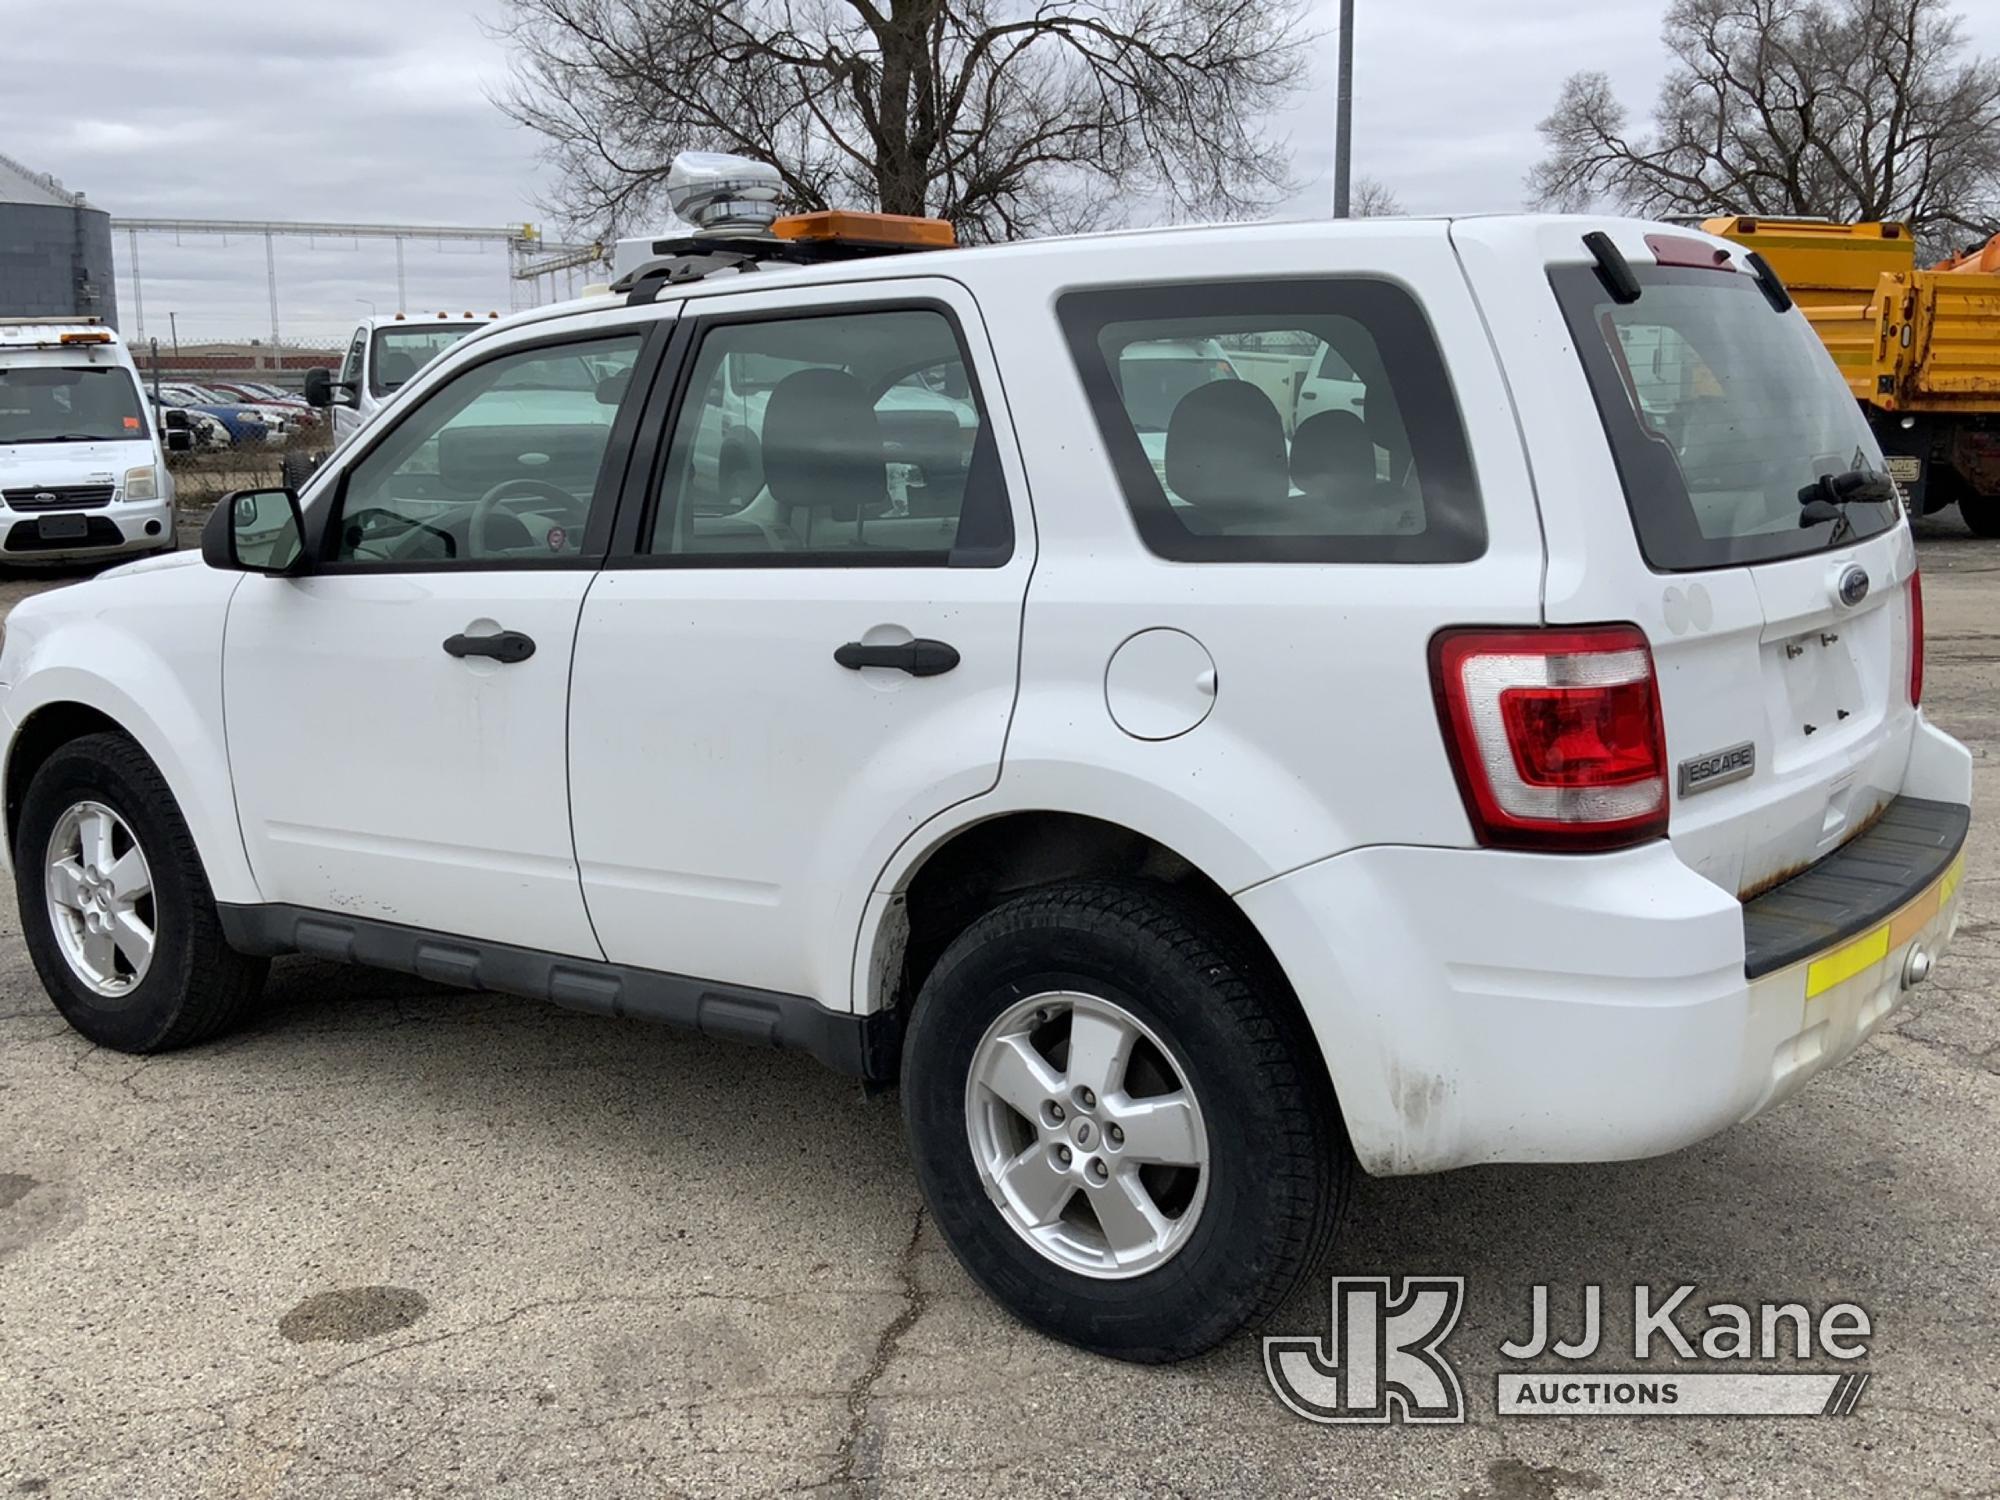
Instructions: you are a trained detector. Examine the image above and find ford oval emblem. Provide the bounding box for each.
[33,492,54,504]
[1837,565,1870,607]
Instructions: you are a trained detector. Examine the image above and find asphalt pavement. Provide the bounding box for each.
[1,514,1996,1498]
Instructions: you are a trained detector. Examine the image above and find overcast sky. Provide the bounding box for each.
[2,0,1994,346]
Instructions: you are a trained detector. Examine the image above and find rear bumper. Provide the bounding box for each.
[0,501,175,561]
[1240,728,1972,1177]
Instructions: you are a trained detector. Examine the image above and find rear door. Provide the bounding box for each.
[566,277,1033,1009]
[1453,218,1921,900]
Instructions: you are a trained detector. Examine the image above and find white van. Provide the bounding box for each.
[0,320,185,563]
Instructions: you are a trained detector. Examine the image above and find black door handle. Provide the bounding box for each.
[444,630,536,664]
[834,638,960,677]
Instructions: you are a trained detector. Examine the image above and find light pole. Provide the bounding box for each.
[357,297,377,316]
[1333,0,1354,218]
[168,312,180,366]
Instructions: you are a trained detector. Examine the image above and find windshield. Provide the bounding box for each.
[0,365,148,444]
[370,326,478,396]
[1550,263,1898,570]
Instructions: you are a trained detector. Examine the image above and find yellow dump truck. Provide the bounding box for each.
[1705,217,2000,533]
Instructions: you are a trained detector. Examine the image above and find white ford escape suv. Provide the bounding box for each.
[0,209,1969,1363]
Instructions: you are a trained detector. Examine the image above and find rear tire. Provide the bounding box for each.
[901,879,1349,1362]
[1959,494,2000,538]
[15,732,266,1053]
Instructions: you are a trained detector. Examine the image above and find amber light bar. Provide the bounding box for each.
[771,210,956,249]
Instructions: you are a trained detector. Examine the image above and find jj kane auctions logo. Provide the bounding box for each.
[1265,1279,1874,1423]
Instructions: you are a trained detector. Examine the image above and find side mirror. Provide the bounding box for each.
[302,367,333,408]
[162,408,190,431]
[165,428,194,454]
[202,488,306,575]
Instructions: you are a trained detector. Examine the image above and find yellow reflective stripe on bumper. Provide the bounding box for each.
[1803,852,1964,998]
[1806,926,1891,997]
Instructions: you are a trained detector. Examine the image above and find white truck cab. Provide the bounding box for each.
[0,320,184,562]
[0,184,1971,1365]
[304,312,502,449]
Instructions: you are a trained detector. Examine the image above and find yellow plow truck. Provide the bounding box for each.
[1706,217,2000,535]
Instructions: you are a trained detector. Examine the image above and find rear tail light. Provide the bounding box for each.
[1430,625,1669,851]
[1908,570,1924,708]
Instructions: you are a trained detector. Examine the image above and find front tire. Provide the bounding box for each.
[16,732,266,1052]
[902,880,1348,1362]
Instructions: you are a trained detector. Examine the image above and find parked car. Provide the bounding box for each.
[204,382,318,430]
[1291,337,1369,427]
[145,395,230,451]
[155,384,275,446]
[216,381,305,407]
[0,318,185,562]
[0,203,1968,1367]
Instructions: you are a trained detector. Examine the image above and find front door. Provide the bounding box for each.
[567,280,1034,1006]
[224,319,658,956]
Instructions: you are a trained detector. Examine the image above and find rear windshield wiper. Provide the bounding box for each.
[1798,468,1896,543]
[1797,468,1896,508]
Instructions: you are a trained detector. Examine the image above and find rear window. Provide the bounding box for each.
[1058,280,1485,563]
[1550,263,1898,571]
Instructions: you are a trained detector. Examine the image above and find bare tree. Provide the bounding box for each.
[1528,0,2000,251]
[491,0,1313,243]
[1347,175,1401,217]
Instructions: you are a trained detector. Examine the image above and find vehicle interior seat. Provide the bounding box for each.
[376,351,420,389]
[760,367,887,550]
[1164,380,1290,531]
[876,408,966,517]
[1290,410,1417,533]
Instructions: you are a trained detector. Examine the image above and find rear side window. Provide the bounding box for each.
[1058,280,1485,563]
[647,306,1011,566]
[1549,263,1898,571]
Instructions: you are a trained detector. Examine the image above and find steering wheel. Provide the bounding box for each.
[467,478,586,556]
[342,505,457,561]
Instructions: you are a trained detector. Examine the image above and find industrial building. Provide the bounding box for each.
[0,151,118,329]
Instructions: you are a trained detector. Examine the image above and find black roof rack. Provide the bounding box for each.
[613,231,936,306]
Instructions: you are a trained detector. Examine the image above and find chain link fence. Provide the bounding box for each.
[131,336,340,509]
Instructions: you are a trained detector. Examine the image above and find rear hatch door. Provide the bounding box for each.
[1452,218,1922,900]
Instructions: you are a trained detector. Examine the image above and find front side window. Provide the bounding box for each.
[370,325,481,397]
[337,331,365,390]
[1549,263,1898,570]
[648,306,1010,565]
[1059,280,1485,563]
[0,366,147,443]
[329,334,640,566]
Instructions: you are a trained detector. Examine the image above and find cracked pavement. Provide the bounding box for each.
[3,517,1999,1497]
